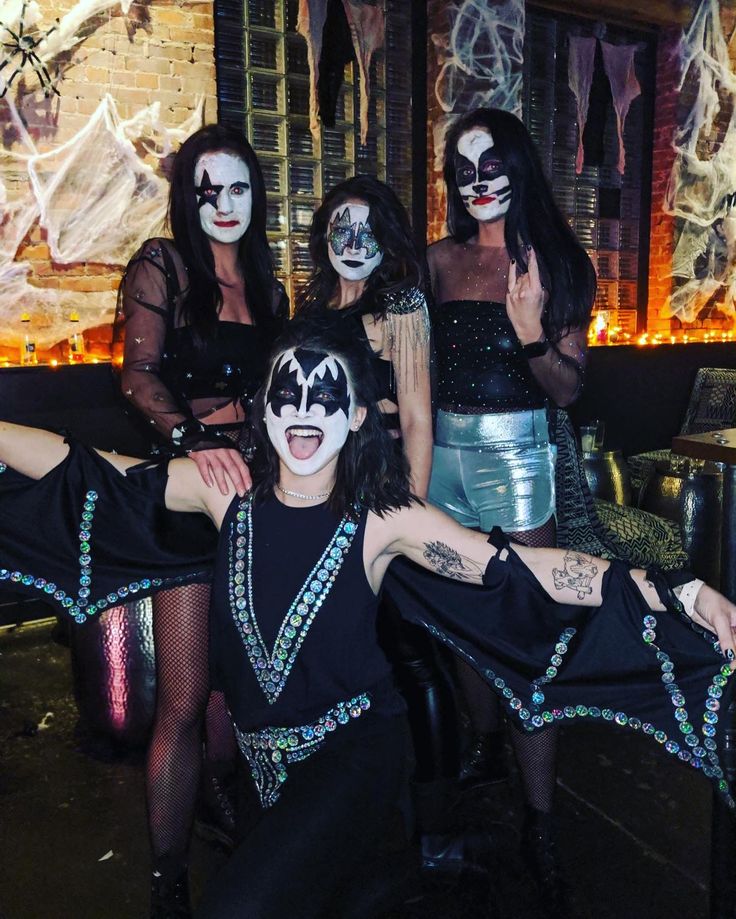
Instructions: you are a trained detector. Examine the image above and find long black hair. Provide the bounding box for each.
[444,108,596,338]
[168,124,280,341]
[296,175,423,318]
[250,316,415,518]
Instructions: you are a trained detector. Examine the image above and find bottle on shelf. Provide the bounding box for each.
[68,311,86,363]
[19,313,38,366]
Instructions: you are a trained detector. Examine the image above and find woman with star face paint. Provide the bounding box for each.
[112,124,288,917]
[1,318,735,917]
[429,107,596,910]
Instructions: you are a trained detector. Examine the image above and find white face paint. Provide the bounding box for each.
[327,201,384,282]
[454,128,511,224]
[194,151,252,244]
[265,347,357,477]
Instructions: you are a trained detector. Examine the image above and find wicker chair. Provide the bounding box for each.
[627,367,736,501]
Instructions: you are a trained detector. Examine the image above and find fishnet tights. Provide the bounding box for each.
[147,583,236,870]
[458,517,559,814]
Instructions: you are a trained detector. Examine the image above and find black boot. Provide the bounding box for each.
[150,866,191,919]
[413,779,493,877]
[195,762,236,849]
[459,729,508,792]
[521,809,571,919]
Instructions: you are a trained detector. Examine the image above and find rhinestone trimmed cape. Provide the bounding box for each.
[228,493,360,705]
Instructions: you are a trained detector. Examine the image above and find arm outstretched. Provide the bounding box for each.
[374,500,736,658]
[0,421,227,522]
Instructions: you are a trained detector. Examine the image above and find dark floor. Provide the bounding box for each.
[0,620,717,919]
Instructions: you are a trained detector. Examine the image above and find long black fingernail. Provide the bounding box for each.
[510,258,515,265]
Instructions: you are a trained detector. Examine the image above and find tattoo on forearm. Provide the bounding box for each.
[552,551,598,600]
[423,541,484,581]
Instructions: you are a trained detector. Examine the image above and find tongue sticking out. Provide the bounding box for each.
[287,429,322,460]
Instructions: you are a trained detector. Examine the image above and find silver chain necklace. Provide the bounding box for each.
[276,482,332,501]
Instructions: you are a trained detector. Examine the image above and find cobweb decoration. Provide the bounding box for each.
[0,0,131,97]
[0,94,203,347]
[27,94,204,266]
[0,261,111,349]
[0,170,38,267]
[662,0,736,322]
[431,0,524,171]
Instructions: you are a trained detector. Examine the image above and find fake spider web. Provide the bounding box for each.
[663,0,736,323]
[0,0,132,97]
[0,93,204,348]
[431,0,524,172]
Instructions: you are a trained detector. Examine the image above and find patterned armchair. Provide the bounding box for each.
[627,367,736,501]
[551,408,688,570]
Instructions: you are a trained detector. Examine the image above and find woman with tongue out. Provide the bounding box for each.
[113,124,288,917]
[428,108,596,911]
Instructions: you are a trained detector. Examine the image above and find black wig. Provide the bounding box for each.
[296,175,423,318]
[168,124,280,341]
[251,316,415,518]
[444,108,596,338]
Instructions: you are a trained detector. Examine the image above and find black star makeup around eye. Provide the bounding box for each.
[193,151,253,244]
[195,169,223,210]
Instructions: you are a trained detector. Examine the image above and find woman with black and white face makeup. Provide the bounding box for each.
[112,124,288,917]
[297,175,432,499]
[2,319,735,917]
[428,107,597,912]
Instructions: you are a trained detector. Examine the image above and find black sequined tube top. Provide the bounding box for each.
[161,321,272,406]
[432,300,546,411]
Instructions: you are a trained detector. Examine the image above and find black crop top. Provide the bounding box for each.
[209,493,404,730]
[432,299,546,410]
[114,238,288,446]
[160,321,272,408]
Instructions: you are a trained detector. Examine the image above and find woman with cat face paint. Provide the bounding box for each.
[1,319,734,917]
[113,124,288,917]
[428,107,596,912]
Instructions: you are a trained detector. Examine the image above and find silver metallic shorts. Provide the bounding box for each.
[429,408,556,533]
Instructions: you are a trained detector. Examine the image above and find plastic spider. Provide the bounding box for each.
[0,1,60,98]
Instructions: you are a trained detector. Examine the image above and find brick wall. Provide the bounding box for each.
[426,0,448,244]
[0,0,217,363]
[645,26,680,336]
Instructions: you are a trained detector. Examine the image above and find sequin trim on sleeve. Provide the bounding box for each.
[234,692,372,808]
[411,614,734,808]
[0,487,209,624]
[383,287,431,393]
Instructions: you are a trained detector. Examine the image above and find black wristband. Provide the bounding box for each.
[521,337,550,359]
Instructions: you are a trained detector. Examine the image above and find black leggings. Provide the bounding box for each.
[194,715,411,919]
